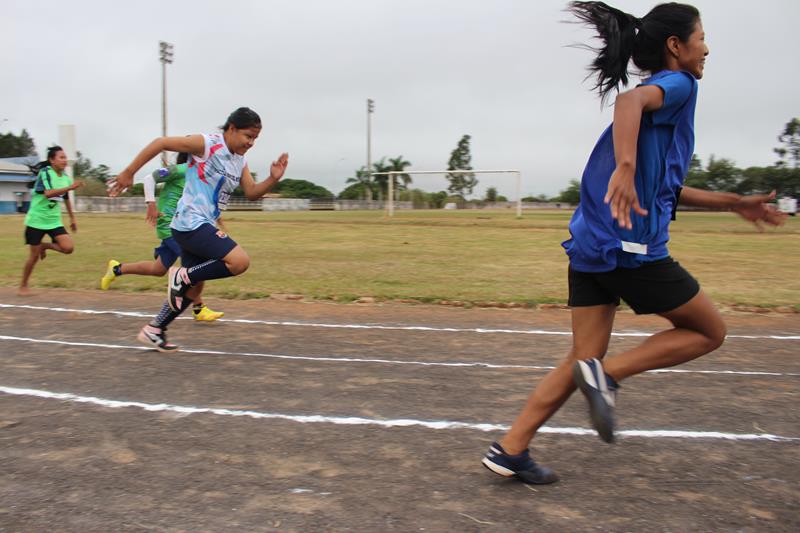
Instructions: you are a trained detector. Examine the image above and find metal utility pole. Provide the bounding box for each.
[159,41,174,166]
[367,98,374,201]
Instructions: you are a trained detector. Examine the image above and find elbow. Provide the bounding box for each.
[149,137,167,152]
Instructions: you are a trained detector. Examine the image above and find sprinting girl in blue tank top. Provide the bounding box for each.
[482,1,786,485]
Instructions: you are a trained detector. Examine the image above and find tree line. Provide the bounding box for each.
[3,119,797,203]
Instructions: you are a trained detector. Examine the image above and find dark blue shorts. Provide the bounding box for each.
[171,223,237,269]
[153,237,182,269]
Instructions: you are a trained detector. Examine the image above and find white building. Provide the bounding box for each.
[0,160,35,214]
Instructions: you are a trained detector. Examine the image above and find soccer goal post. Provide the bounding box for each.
[383,169,523,217]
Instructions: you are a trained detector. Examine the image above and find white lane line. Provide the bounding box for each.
[1,334,798,377]
[1,385,796,442]
[2,303,798,340]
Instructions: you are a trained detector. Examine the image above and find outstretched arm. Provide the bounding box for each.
[239,153,289,201]
[605,85,666,230]
[43,180,83,198]
[109,135,204,196]
[680,187,786,230]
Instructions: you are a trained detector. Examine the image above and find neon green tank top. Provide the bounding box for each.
[24,167,72,230]
[153,163,187,240]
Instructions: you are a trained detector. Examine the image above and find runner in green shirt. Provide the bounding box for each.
[100,153,224,321]
[20,145,84,295]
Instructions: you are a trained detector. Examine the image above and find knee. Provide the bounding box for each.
[705,322,727,352]
[153,264,168,276]
[228,255,250,275]
[62,244,74,254]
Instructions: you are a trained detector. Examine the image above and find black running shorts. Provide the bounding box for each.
[24,225,67,246]
[568,257,700,315]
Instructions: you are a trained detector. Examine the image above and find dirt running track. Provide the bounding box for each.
[0,288,798,532]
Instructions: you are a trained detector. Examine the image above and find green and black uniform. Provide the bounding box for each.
[146,163,188,268]
[24,166,73,245]
[153,163,187,241]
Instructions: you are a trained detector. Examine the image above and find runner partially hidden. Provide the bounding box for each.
[100,152,224,321]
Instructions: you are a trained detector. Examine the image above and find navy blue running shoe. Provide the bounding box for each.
[573,358,619,443]
[482,442,559,484]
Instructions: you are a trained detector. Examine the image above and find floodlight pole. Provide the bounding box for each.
[159,41,174,166]
[366,98,374,201]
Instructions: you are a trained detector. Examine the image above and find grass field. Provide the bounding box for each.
[1,209,798,308]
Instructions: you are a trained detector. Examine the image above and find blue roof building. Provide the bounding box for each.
[0,160,35,214]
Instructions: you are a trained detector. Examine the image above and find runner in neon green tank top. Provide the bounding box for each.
[20,146,84,296]
[100,153,224,321]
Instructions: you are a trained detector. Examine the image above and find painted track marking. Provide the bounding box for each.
[2,334,798,377]
[1,385,797,442]
[2,303,799,340]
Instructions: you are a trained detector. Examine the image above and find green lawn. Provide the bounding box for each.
[2,209,798,308]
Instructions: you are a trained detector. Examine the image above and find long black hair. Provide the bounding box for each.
[221,107,262,131]
[567,2,700,102]
[28,145,64,175]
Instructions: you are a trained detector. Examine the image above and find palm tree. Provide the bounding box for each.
[388,155,412,191]
[345,166,373,201]
[371,158,392,201]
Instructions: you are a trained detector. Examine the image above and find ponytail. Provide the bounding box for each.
[568,2,700,102]
[568,1,640,103]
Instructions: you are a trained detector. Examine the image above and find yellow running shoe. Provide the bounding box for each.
[193,304,224,321]
[100,260,120,290]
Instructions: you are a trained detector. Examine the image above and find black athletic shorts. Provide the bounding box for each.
[24,225,67,246]
[568,257,700,315]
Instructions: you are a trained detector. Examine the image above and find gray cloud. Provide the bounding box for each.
[2,0,798,197]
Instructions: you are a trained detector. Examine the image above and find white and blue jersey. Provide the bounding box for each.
[171,133,246,232]
[562,70,698,272]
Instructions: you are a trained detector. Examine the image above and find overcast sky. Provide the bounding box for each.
[3,0,798,197]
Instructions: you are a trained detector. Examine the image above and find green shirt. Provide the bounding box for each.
[24,167,72,230]
[153,163,187,240]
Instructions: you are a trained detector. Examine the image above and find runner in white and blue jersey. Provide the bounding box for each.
[481,2,786,485]
[111,107,289,351]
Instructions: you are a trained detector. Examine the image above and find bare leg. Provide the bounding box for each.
[500,304,617,454]
[221,245,250,275]
[602,291,726,381]
[19,245,43,295]
[42,234,75,255]
[121,257,168,277]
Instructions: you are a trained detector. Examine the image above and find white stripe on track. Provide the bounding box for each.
[2,303,799,340]
[1,334,798,377]
[1,385,796,442]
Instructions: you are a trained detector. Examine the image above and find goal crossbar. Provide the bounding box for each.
[379,169,522,217]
